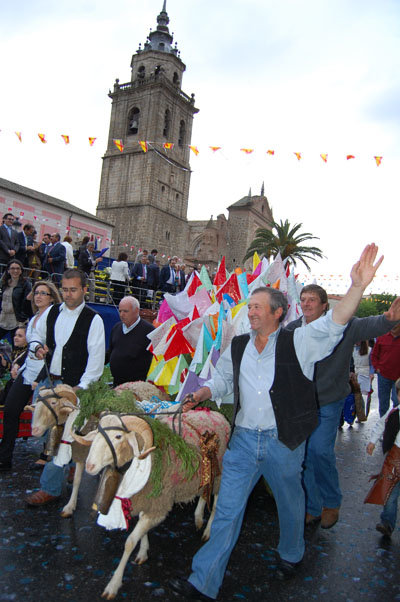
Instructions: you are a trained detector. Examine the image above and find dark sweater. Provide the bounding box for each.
[286,314,398,407]
[107,319,154,387]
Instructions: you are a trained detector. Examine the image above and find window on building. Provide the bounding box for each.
[137,65,145,80]
[173,72,179,85]
[178,120,186,147]
[128,107,140,135]
[163,109,171,137]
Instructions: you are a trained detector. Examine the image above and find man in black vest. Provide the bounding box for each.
[106,295,154,386]
[26,269,105,506]
[169,244,389,600]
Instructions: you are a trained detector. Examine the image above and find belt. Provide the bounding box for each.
[49,374,62,380]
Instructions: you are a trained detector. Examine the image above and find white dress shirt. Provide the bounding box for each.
[36,301,105,389]
[62,241,75,268]
[205,309,346,431]
[110,260,130,282]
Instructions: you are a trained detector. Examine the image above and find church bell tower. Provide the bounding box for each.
[96,1,199,258]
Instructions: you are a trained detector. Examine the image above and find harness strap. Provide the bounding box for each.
[97,415,130,474]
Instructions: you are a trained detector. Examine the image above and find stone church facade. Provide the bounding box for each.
[96,2,273,271]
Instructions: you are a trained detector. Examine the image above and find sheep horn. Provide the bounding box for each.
[121,416,156,459]
[53,384,77,405]
[24,405,35,412]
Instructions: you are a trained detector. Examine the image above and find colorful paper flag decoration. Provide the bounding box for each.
[113,139,124,152]
[38,133,47,144]
[209,146,221,152]
[374,156,382,166]
[346,154,355,160]
[189,145,199,156]
[139,140,148,153]
[240,148,254,154]
[163,142,174,150]
[61,135,70,145]
[252,251,261,273]
[15,132,22,142]
[294,152,302,160]
[89,137,96,146]
[266,150,275,155]
[320,154,328,163]
[213,256,227,288]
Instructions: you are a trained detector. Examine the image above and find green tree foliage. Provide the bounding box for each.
[244,219,324,270]
[356,293,396,317]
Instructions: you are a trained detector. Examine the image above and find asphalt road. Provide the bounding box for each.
[0,391,399,602]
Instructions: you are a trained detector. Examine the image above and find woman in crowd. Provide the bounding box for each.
[62,235,75,269]
[0,326,28,404]
[0,259,32,342]
[27,230,42,280]
[110,252,130,304]
[0,280,61,471]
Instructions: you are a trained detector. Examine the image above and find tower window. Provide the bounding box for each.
[173,72,179,85]
[127,107,140,135]
[163,109,171,137]
[137,66,145,80]
[178,120,186,147]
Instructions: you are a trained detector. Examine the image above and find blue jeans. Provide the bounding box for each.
[36,377,71,496]
[303,398,345,516]
[381,481,400,530]
[189,427,306,600]
[377,374,399,417]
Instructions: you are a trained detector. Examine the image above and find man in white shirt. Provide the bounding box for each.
[169,244,387,600]
[26,269,105,506]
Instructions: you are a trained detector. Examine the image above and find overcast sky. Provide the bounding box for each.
[0,0,399,292]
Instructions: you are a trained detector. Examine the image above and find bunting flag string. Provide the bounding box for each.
[0,128,386,165]
[113,139,124,152]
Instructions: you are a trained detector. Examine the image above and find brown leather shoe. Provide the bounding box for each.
[305,512,321,526]
[26,490,60,506]
[321,507,339,529]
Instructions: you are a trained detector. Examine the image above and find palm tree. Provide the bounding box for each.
[244,219,324,270]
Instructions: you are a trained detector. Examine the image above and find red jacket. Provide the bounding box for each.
[371,332,400,381]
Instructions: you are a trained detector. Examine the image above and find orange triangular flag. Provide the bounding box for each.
[61,135,70,145]
[240,148,254,154]
[346,154,355,160]
[189,145,199,156]
[89,137,96,146]
[113,139,124,152]
[15,132,22,142]
[139,140,148,153]
[266,150,275,155]
[374,156,382,166]
[38,133,47,144]
[294,152,302,160]
[320,154,328,163]
[163,142,174,150]
[209,146,221,152]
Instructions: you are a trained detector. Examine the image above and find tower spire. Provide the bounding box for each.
[141,0,180,55]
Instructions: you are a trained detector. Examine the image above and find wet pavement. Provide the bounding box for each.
[1,392,399,602]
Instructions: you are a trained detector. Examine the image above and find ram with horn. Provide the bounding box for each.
[74,408,230,599]
[27,383,100,517]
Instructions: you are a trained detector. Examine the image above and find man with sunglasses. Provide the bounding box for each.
[26,269,105,506]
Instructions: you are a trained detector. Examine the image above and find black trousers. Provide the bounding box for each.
[0,373,32,464]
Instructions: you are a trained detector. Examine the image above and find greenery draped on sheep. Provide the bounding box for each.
[74,378,199,497]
